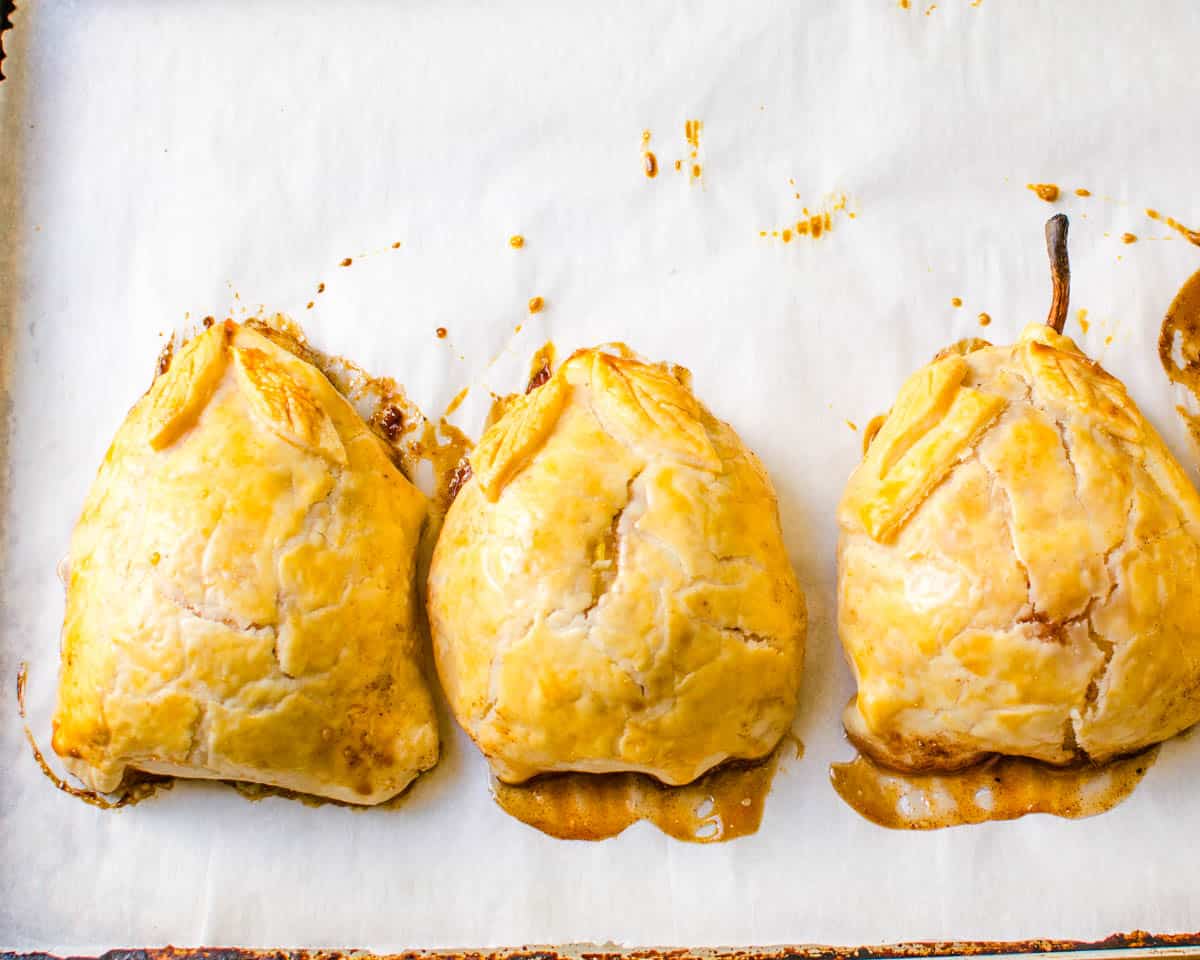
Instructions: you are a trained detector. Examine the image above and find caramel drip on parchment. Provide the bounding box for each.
[17,662,173,809]
[1027,183,1060,203]
[493,743,790,842]
[1147,209,1200,247]
[831,749,1157,830]
[1158,267,1200,448]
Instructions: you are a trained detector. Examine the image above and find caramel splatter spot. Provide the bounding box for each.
[899,0,910,7]
[202,316,216,329]
[641,129,651,144]
[317,282,326,294]
[1077,308,1089,334]
[1122,233,1138,244]
[339,258,353,267]
[391,241,402,249]
[691,163,702,178]
[1027,183,1060,203]
[674,159,682,172]
[846,420,858,432]
[685,119,702,151]
[1105,335,1113,345]
[509,235,525,249]
[782,229,793,243]
[924,3,936,13]
[978,312,992,327]
[528,296,545,314]
[1146,208,1200,247]
[951,297,963,308]
[644,152,658,178]
[306,301,314,310]
[444,387,469,418]
[436,327,448,339]
[1075,188,1091,197]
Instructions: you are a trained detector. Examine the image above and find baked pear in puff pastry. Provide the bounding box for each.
[428,345,806,785]
[52,321,438,804]
[839,216,1200,771]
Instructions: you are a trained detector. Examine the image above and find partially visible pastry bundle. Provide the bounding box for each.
[52,321,439,804]
[838,216,1200,773]
[429,344,806,786]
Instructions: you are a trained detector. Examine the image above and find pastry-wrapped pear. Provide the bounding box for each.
[839,216,1200,771]
[429,345,806,785]
[53,321,438,804]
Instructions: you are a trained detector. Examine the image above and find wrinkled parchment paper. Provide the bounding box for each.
[4,0,1200,951]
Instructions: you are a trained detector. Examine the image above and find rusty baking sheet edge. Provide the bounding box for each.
[5,932,1200,960]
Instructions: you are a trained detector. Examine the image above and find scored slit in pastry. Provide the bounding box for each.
[838,215,1200,773]
[428,344,806,787]
[52,321,438,804]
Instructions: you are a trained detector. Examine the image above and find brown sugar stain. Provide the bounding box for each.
[1027,183,1060,203]
[831,748,1156,830]
[1158,267,1200,447]
[492,745,783,843]
[978,312,992,328]
[1146,208,1200,247]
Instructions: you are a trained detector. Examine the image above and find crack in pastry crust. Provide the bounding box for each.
[51,322,438,804]
[429,345,806,786]
[839,324,1200,771]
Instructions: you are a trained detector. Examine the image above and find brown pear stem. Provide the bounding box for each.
[1045,214,1070,334]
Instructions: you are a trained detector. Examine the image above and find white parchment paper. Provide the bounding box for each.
[3,0,1200,951]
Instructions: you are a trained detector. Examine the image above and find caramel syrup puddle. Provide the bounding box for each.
[493,744,787,842]
[17,663,173,809]
[1157,267,1200,448]
[831,749,1157,830]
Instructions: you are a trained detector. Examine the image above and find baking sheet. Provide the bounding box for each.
[3,0,1200,952]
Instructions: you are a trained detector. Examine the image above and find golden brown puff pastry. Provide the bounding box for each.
[428,345,806,786]
[52,321,438,804]
[838,323,1200,772]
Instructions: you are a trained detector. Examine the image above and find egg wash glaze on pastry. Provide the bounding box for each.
[428,343,806,833]
[52,321,439,805]
[834,217,1200,827]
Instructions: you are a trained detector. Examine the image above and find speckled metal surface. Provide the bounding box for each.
[6,933,1200,960]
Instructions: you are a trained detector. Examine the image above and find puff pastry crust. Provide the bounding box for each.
[52,322,438,804]
[428,346,807,785]
[839,324,1200,771]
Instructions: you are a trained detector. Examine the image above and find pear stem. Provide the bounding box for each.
[1045,214,1070,334]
